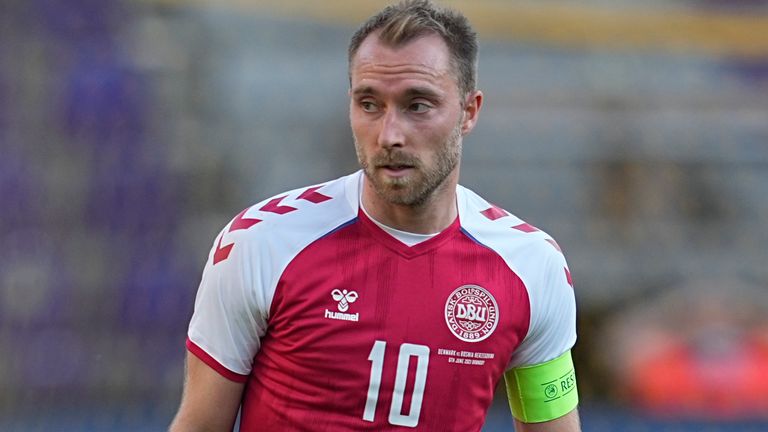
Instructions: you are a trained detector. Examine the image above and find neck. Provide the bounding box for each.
[361,172,459,234]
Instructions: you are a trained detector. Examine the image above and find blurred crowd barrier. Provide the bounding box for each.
[1,0,767,430]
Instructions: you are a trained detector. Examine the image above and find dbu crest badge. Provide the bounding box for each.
[444,285,499,342]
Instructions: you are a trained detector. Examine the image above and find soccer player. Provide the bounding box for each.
[170,1,580,431]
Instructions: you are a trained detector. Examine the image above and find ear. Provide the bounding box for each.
[460,90,483,136]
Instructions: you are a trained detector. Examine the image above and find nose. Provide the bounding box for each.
[377,109,405,149]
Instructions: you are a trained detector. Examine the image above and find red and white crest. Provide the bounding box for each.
[444,285,499,342]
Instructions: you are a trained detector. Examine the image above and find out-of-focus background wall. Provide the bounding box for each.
[1,0,767,430]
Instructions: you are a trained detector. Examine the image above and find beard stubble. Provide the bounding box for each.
[355,122,463,207]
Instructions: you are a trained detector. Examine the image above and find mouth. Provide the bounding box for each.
[379,164,415,176]
[371,151,419,178]
[381,163,413,170]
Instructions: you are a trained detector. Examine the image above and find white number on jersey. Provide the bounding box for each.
[363,340,430,427]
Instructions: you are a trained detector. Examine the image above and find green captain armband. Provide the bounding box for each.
[504,350,578,423]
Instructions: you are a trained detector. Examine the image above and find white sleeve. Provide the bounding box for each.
[187,225,270,378]
[507,247,577,369]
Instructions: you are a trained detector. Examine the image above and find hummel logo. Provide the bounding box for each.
[324,289,360,322]
[331,289,358,312]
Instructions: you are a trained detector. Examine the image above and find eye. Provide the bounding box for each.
[408,102,432,113]
[360,101,379,113]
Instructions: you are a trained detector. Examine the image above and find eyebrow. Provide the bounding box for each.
[351,86,378,97]
[351,85,443,100]
[403,86,442,100]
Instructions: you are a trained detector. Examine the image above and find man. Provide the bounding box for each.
[170,1,580,431]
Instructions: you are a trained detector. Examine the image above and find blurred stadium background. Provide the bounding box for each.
[1,0,767,430]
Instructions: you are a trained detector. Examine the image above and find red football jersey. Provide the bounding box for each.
[187,171,576,431]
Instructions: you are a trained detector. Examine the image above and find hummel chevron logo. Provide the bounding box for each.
[212,187,333,265]
[298,186,332,204]
[213,207,262,265]
[480,204,508,221]
[260,195,297,215]
[511,223,539,233]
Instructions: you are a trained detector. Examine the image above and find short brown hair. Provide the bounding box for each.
[348,0,478,97]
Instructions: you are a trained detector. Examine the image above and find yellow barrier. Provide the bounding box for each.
[144,0,768,58]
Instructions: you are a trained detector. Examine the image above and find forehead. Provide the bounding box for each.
[350,32,456,91]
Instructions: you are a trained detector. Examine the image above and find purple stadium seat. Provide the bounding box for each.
[117,238,196,332]
[0,151,42,231]
[33,0,123,45]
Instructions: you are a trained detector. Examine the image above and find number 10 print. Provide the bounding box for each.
[363,341,430,427]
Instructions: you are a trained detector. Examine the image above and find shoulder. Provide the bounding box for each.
[458,184,565,266]
[458,187,577,367]
[208,172,360,266]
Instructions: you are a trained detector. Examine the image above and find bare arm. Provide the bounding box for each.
[169,352,246,432]
[514,408,580,432]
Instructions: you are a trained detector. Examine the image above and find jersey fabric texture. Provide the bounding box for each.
[187,171,577,431]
